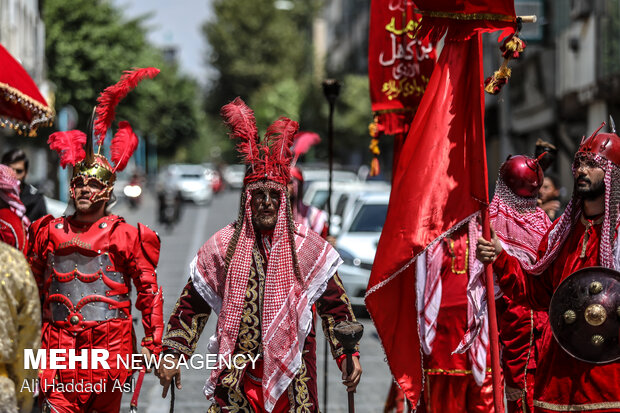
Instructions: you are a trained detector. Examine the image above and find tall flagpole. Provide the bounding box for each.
[482,207,504,413]
[322,78,341,413]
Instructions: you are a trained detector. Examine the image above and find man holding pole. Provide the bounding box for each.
[478,123,620,411]
[158,98,361,412]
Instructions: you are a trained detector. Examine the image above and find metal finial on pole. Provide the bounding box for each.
[321,78,341,413]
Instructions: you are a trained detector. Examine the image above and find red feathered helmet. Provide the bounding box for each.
[221,97,299,187]
[48,68,159,203]
[500,154,544,198]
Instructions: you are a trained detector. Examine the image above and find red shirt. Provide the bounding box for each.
[494,216,620,411]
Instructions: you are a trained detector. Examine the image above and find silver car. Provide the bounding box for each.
[159,164,214,205]
[335,191,390,310]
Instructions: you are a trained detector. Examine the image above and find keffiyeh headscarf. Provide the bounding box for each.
[0,164,29,227]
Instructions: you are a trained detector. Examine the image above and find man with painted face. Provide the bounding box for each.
[477,123,620,412]
[158,98,361,413]
[27,68,163,413]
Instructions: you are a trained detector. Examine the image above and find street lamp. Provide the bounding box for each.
[321,78,340,413]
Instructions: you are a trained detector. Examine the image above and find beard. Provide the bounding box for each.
[574,177,605,200]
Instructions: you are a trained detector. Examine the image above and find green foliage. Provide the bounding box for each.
[202,0,373,166]
[43,0,206,161]
[334,74,373,158]
[203,0,318,111]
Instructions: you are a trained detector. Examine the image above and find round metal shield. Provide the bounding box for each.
[549,266,620,364]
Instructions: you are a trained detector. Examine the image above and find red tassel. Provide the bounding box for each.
[370,157,381,177]
[110,121,138,172]
[94,67,160,146]
[48,130,87,168]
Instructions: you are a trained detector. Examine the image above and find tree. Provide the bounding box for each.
[203,0,319,112]
[43,0,205,160]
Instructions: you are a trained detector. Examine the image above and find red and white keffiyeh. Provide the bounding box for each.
[416,219,488,385]
[0,164,29,227]
[190,181,341,412]
[451,176,551,379]
[294,202,328,235]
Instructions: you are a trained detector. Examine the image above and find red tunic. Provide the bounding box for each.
[0,207,26,252]
[421,228,494,413]
[493,216,620,412]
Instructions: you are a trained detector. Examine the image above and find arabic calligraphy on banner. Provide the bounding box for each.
[369,0,436,112]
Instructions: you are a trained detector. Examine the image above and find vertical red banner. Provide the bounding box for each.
[368,0,436,137]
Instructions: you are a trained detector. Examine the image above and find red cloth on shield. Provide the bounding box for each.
[366,34,489,406]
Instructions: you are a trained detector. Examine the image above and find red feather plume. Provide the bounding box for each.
[48,130,87,168]
[265,117,298,178]
[110,121,139,172]
[94,67,160,146]
[292,131,321,165]
[220,97,261,165]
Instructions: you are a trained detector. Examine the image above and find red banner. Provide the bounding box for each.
[366,34,488,407]
[368,0,436,136]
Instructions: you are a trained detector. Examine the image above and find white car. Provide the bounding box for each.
[335,191,390,309]
[223,164,246,189]
[159,164,213,205]
[302,180,390,235]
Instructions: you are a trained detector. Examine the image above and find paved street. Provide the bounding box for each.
[115,188,393,412]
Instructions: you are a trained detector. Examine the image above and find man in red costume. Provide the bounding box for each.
[28,68,164,413]
[0,164,28,252]
[415,221,494,413]
[478,123,620,412]
[158,98,361,413]
[482,155,551,413]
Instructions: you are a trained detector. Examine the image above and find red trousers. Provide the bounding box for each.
[42,380,122,413]
[506,370,535,413]
[244,373,290,413]
[422,373,495,413]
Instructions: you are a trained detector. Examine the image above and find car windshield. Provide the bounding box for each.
[349,203,388,232]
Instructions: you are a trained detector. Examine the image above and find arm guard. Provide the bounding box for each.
[131,223,164,355]
[26,214,53,294]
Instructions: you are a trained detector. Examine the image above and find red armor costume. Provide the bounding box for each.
[29,68,163,413]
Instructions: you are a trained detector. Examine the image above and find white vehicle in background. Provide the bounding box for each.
[336,191,390,310]
[297,167,359,193]
[223,164,246,189]
[302,180,390,235]
[159,164,214,205]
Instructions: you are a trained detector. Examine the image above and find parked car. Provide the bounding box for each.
[223,164,246,189]
[298,167,359,193]
[302,180,390,235]
[158,164,214,205]
[335,191,390,309]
